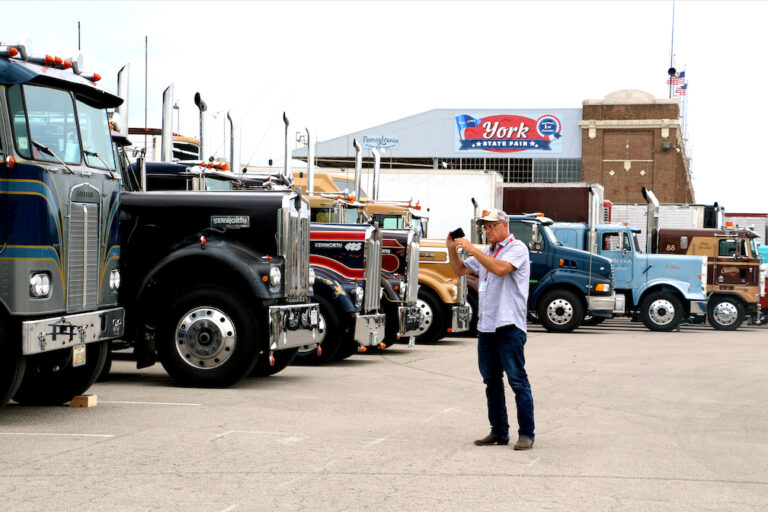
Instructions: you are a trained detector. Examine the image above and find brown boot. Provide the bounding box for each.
[513,437,534,450]
[474,434,509,446]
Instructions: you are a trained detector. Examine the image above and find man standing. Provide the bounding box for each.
[447,209,535,450]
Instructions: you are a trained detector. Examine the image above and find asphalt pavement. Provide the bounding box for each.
[2,318,767,511]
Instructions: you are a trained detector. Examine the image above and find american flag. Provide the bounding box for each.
[666,70,686,85]
[675,83,688,96]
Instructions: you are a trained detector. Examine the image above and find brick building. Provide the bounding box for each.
[580,90,693,203]
[293,89,694,203]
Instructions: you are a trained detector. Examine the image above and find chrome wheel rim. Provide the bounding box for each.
[546,299,574,325]
[648,299,675,326]
[175,307,235,370]
[713,301,738,326]
[416,298,434,334]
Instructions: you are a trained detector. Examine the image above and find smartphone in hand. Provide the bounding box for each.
[449,227,465,240]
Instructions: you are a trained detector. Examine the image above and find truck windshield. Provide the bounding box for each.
[10,84,81,164]
[372,214,404,230]
[77,99,116,171]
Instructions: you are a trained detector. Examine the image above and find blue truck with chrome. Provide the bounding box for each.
[550,222,708,331]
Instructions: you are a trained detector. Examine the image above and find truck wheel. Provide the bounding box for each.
[250,348,299,376]
[415,287,445,344]
[537,289,584,333]
[640,292,683,332]
[292,296,343,365]
[13,341,108,405]
[159,287,260,387]
[708,296,744,331]
[1,324,26,407]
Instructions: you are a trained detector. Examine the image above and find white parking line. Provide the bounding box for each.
[215,506,238,512]
[100,400,203,406]
[0,432,114,438]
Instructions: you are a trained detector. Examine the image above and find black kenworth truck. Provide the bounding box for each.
[126,162,420,364]
[112,150,318,387]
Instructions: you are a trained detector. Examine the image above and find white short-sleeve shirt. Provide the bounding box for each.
[464,235,530,333]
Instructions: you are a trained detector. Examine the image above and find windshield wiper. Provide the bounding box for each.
[84,149,119,180]
[31,141,75,174]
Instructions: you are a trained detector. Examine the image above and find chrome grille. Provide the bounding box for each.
[363,227,382,312]
[67,202,100,313]
[278,192,311,302]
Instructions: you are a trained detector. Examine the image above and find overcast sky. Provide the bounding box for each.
[3,1,766,212]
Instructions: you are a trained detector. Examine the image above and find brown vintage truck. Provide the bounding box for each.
[652,226,763,330]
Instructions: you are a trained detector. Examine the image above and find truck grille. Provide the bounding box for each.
[67,202,100,313]
[278,193,311,302]
[363,228,382,312]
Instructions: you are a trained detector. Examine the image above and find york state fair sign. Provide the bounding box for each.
[455,114,562,153]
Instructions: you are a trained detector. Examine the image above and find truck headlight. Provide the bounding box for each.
[270,267,282,287]
[109,269,121,291]
[353,284,364,309]
[595,282,610,293]
[308,267,316,286]
[29,272,51,298]
[452,283,458,299]
[399,281,407,300]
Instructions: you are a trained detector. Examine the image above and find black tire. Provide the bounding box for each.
[331,337,360,361]
[415,286,446,344]
[292,295,344,365]
[96,341,114,382]
[537,289,584,333]
[13,341,108,406]
[158,286,260,388]
[250,348,299,376]
[0,323,26,407]
[640,292,683,332]
[581,315,606,326]
[708,296,745,331]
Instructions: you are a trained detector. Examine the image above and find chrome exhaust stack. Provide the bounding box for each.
[116,63,129,136]
[227,110,234,171]
[306,128,314,195]
[371,148,381,201]
[282,112,292,181]
[161,84,174,162]
[353,138,363,200]
[642,187,660,253]
[194,92,207,161]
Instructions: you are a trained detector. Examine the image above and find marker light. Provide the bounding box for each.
[54,56,63,66]
[45,55,54,65]
[595,283,611,292]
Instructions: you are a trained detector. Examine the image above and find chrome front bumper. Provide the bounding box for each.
[398,304,423,337]
[268,303,320,351]
[451,304,471,333]
[353,312,387,347]
[22,307,125,356]
[587,293,616,318]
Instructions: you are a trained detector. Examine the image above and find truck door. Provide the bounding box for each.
[715,238,745,287]
[600,231,633,289]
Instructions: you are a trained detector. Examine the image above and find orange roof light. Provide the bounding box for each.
[54,56,63,66]
[62,60,72,70]
[6,47,19,57]
[44,55,54,65]
[725,221,734,227]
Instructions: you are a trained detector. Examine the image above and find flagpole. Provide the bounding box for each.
[669,0,675,98]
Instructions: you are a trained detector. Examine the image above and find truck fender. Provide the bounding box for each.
[311,268,358,314]
[634,279,705,306]
[418,268,457,304]
[133,239,274,319]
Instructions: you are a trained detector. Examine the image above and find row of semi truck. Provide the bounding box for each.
[1,44,765,408]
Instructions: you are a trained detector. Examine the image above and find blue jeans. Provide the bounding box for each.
[478,325,535,441]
